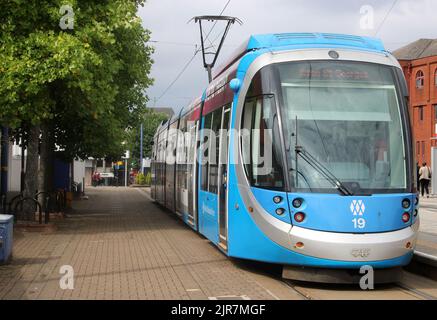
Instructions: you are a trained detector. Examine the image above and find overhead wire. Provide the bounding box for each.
[374,0,399,36]
[155,0,232,104]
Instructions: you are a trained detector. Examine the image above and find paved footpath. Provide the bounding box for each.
[416,197,437,257]
[0,187,302,300]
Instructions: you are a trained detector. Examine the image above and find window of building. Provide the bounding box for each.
[419,106,424,121]
[416,70,424,89]
[416,141,420,157]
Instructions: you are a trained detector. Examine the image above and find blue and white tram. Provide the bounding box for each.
[151,33,419,279]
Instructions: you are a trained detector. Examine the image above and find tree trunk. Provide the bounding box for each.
[46,131,54,193]
[38,122,50,207]
[23,125,40,219]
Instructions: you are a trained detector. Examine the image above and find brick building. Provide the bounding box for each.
[393,39,437,166]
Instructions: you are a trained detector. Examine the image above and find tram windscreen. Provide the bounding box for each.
[277,61,407,194]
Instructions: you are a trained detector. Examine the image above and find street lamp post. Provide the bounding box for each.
[125,158,128,187]
[123,150,130,187]
[140,123,144,175]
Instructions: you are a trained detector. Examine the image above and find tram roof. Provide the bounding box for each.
[246,33,385,51]
[213,32,386,79]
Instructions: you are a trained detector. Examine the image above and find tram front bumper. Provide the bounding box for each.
[288,220,419,262]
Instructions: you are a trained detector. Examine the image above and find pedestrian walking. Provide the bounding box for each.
[419,162,432,198]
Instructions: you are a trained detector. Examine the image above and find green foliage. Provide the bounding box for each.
[145,172,151,186]
[136,172,146,185]
[0,0,154,160]
[126,110,168,167]
[135,172,150,186]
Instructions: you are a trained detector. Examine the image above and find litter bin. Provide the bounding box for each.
[0,214,13,264]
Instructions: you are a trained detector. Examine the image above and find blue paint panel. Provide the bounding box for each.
[198,190,219,244]
[197,114,219,243]
[247,33,385,53]
[227,178,413,269]
[250,187,291,224]
[287,193,414,233]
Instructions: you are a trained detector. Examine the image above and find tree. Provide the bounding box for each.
[126,110,168,168]
[0,1,153,214]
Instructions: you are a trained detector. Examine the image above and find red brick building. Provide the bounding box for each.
[393,39,437,166]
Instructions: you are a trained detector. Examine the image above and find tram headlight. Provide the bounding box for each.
[414,196,419,206]
[414,209,418,217]
[402,212,410,223]
[402,199,411,209]
[294,212,306,223]
[292,198,303,208]
[275,208,285,216]
[273,196,283,204]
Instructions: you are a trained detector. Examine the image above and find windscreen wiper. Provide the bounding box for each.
[295,145,354,196]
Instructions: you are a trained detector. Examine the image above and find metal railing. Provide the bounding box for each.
[14,197,44,224]
[3,189,67,224]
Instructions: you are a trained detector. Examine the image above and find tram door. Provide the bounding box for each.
[218,106,231,249]
[187,120,199,227]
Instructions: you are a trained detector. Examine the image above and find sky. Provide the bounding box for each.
[138,0,437,112]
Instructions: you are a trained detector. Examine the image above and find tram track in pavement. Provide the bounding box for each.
[281,270,437,300]
[219,248,437,300]
[395,282,437,300]
[281,281,314,300]
[235,258,437,300]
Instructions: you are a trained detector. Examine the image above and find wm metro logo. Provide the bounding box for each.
[350,200,365,216]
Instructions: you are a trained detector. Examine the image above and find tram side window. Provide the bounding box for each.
[208,108,223,194]
[201,113,213,191]
[241,95,285,190]
[177,117,188,190]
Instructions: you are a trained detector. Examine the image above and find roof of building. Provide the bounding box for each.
[393,39,437,60]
